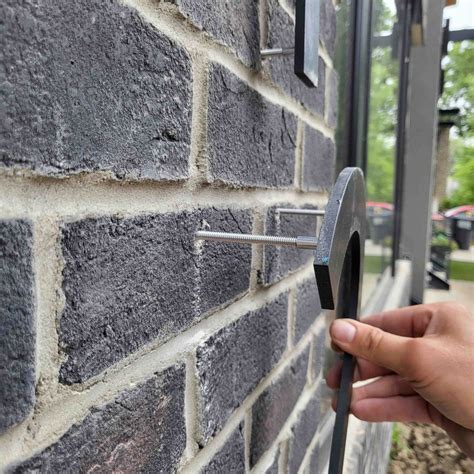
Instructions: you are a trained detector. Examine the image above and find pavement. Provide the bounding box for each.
[425,279,474,307]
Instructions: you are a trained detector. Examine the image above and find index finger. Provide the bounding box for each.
[361,304,434,338]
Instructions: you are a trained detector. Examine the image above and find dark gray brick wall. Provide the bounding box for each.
[207,64,297,188]
[288,390,320,474]
[59,208,251,384]
[264,448,280,473]
[327,68,339,129]
[201,423,245,473]
[10,364,186,473]
[266,0,326,117]
[0,220,35,433]
[303,126,336,191]
[173,0,259,68]
[295,279,322,343]
[263,205,317,285]
[312,326,327,381]
[1,0,192,180]
[320,0,337,58]
[197,294,288,442]
[250,347,309,467]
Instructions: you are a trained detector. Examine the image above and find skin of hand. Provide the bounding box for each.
[326,301,474,458]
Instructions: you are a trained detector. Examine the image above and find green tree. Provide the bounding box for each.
[439,41,474,208]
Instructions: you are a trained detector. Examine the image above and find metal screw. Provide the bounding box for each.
[261,48,294,58]
[195,231,317,249]
[276,208,325,216]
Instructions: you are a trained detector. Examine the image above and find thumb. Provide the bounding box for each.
[330,318,413,376]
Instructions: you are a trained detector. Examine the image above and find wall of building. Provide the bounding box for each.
[1,0,401,472]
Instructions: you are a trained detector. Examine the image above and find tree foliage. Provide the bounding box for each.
[439,41,474,208]
[366,3,398,203]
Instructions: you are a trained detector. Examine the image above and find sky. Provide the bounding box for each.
[443,0,474,30]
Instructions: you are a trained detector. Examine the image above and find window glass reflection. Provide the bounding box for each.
[362,0,401,308]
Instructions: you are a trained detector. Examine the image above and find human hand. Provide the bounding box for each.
[326,302,474,458]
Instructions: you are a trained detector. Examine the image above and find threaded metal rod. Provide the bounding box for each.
[276,208,325,216]
[195,231,317,249]
[261,47,294,57]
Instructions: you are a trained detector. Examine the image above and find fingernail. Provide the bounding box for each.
[331,320,356,343]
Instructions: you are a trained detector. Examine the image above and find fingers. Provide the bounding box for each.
[329,319,414,377]
[351,375,416,402]
[351,395,433,424]
[361,304,434,338]
[326,358,392,389]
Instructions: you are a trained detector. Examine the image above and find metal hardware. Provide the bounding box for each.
[315,168,366,474]
[295,0,320,87]
[193,167,366,474]
[195,231,317,249]
[260,48,294,58]
[260,0,320,87]
[276,208,325,216]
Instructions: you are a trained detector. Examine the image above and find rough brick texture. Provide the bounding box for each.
[207,64,297,188]
[173,0,259,68]
[312,326,328,381]
[250,348,309,467]
[295,279,322,342]
[0,220,35,433]
[10,364,186,473]
[264,205,317,285]
[288,390,320,474]
[327,68,339,128]
[59,209,251,384]
[1,0,192,180]
[320,0,337,58]
[264,448,280,473]
[303,126,336,191]
[197,294,288,441]
[266,0,326,116]
[201,423,246,473]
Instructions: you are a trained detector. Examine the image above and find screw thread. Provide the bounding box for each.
[195,231,317,249]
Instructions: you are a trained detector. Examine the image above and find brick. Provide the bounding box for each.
[263,205,317,285]
[266,1,326,117]
[0,220,35,432]
[1,0,192,180]
[10,364,186,473]
[197,294,288,441]
[312,326,327,381]
[327,68,338,129]
[295,279,322,342]
[250,348,309,467]
[264,447,280,473]
[320,0,337,58]
[201,423,245,473]
[59,208,251,384]
[288,390,320,474]
[302,126,335,191]
[207,64,297,188]
[173,0,259,68]
[309,426,332,474]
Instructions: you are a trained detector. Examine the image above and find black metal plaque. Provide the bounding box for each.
[294,0,320,87]
[314,167,366,474]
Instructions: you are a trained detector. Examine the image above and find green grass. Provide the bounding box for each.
[450,260,474,281]
[364,255,474,281]
[364,255,389,274]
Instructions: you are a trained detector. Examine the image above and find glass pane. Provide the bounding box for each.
[361,0,401,308]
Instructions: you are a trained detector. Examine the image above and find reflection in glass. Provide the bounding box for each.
[362,0,401,307]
